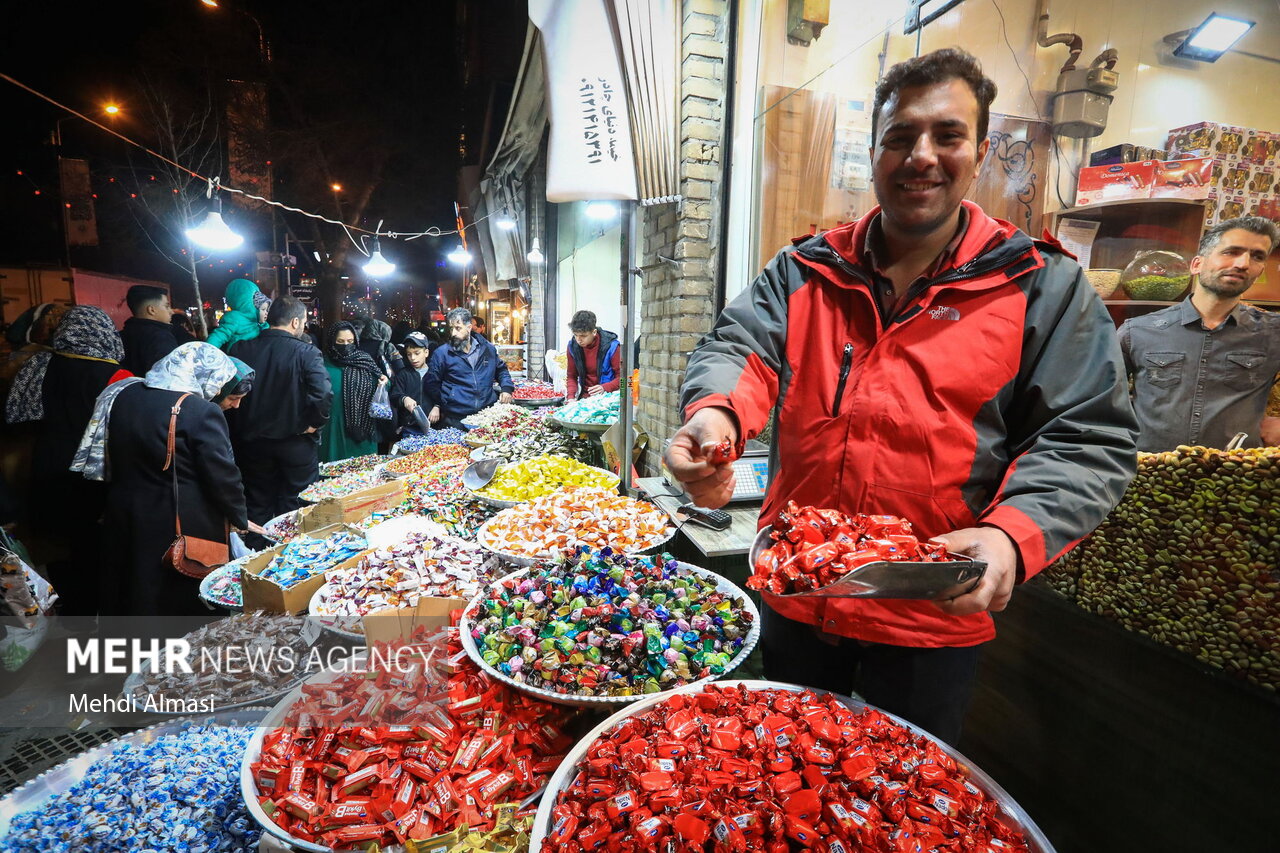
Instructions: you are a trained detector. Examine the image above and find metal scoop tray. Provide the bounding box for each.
[749,525,986,600]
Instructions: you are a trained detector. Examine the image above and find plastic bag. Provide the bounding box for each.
[545,349,568,394]
[370,382,393,420]
[1,533,57,672]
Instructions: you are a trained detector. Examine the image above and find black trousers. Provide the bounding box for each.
[761,603,982,745]
[237,434,319,524]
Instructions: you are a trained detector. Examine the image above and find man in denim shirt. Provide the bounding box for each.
[1119,216,1280,451]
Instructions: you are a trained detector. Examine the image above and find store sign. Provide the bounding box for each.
[529,0,638,202]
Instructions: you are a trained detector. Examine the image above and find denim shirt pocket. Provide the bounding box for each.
[1143,352,1185,389]
[1221,350,1266,391]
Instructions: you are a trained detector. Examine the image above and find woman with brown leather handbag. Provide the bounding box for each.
[74,343,254,617]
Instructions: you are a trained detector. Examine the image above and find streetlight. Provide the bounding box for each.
[364,238,396,278]
[199,0,271,64]
[186,193,244,250]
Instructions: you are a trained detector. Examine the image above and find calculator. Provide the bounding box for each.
[728,453,770,501]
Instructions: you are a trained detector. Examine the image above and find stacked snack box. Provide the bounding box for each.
[1162,121,1280,225]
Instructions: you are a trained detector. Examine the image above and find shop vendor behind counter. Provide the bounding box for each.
[1120,216,1280,451]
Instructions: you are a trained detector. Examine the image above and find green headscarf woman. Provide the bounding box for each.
[205,278,267,351]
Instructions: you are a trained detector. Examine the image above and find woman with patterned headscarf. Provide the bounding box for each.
[319,321,386,463]
[25,307,130,616]
[79,342,252,616]
[3,303,72,423]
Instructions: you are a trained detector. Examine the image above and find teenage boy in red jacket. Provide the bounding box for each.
[665,48,1138,743]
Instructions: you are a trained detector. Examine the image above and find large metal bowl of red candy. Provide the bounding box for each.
[529,680,1055,852]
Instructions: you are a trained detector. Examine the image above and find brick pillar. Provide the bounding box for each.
[635,0,729,474]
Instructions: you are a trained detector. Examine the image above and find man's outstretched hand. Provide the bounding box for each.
[663,407,739,508]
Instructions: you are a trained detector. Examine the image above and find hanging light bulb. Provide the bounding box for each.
[447,244,471,265]
[494,210,516,230]
[185,194,243,250]
[364,237,396,278]
[585,201,617,220]
[527,238,545,265]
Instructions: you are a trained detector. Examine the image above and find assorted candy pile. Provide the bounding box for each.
[467,411,546,445]
[1,724,261,853]
[383,444,471,477]
[468,550,752,696]
[749,502,951,595]
[474,455,617,504]
[543,684,1031,852]
[462,402,540,429]
[313,532,499,633]
[513,381,562,400]
[477,424,594,465]
[479,487,672,560]
[264,511,301,544]
[135,612,319,707]
[200,558,251,608]
[299,468,384,503]
[257,532,367,589]
[319,454,387,478]
[249,629,578,849]
[555,391,620,425]
[396,428,468,453]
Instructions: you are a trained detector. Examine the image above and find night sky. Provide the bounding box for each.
[0,0,487,310]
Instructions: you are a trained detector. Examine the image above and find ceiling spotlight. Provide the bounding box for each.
[185,196,243,250]
[1171,13,1254,62]
[363,238,396,277]
[527,238,545,265]
[585,201,617,220]
[447,244,472,265]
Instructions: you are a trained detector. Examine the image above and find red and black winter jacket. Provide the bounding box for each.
[681,201,1138,647]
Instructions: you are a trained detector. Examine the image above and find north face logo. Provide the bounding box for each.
[928,306,961,321]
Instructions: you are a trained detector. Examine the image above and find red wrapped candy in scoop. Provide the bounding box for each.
[748,502,952,595]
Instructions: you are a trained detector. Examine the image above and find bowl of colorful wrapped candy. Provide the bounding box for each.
[460,549,759,706]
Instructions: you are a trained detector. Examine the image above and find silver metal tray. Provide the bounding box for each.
[527,680,1055,853]
[120,669,312,718]
[548,414,614,434]
[0,707,270,838]
[749,525,986,600]
[474,512,676,567]
[515,395,565,408]
[459,561,760,707]
[263,509,299,540]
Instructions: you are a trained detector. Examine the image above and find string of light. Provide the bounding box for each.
[0,71,508,245]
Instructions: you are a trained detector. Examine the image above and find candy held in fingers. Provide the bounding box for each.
[707,437,736,463]
[748,502,951,595]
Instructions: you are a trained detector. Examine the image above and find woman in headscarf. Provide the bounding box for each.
[359,320,404,450]
[76,342,252,616]
[26,307,131,617]
[205,278,267,351]
[319,321,386,463]
[2,302,70,420]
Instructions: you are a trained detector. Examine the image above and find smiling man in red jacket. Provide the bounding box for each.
[665,48,1138,744]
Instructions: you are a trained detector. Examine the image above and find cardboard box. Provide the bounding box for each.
[241,524,368,613]
[1246,165,1277,197]
[362,596,467,646]
[302,479,407,532]
[1075,161,1157,205]
[1165,122,1249,162]
[1240,128,1279,167]
[1089,143,1167,167]
[1204,193,1248,228]
[1150,157,1250,200]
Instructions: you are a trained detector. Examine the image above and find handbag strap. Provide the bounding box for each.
[163,393,193,539]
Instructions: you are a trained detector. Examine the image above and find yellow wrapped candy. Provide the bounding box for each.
[476,454,616,503]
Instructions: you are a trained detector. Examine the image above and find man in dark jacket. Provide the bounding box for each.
[665,48,1139,744]
[565,310,621,400]
[425,308,514,429]
[227,297,333,522]
[390,331,435,435]
[120,285,179,376]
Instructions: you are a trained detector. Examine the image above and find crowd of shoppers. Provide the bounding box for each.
[0,278,499,619]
